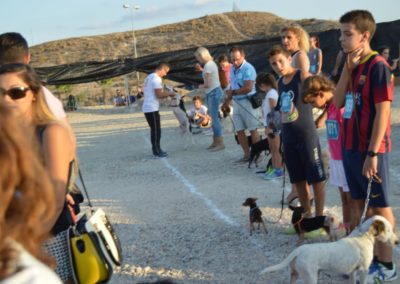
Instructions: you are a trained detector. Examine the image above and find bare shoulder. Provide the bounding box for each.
[42,122,74,150]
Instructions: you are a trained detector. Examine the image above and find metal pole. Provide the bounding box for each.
[123,4,140,107]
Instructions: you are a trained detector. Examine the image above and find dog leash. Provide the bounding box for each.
[232,98,265,126]
[359,177,373,225]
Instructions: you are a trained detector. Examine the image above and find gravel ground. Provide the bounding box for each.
[68,88,400,284]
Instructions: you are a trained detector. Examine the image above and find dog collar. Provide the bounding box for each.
[250,206,259,212]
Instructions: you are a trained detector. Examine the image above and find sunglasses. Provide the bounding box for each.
[0,86,31,100]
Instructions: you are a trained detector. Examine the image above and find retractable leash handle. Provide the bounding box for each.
[360,176,374,225]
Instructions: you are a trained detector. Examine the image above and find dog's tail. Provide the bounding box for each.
[259,249,299,275]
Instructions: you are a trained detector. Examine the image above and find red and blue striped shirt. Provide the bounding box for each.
[343,52,393,153]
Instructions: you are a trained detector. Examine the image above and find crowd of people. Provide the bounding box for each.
[141,9,397,284]
[0,8,398,284]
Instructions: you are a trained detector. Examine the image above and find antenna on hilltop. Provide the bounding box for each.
[232,1,240,12]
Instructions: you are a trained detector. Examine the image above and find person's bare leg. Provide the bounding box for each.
[295,181,312,217]
[236,130,250,158]
[250,129,260,145]
[268,135,282,168]
[311,181,325,216]
[368,207,396,263]
[286,185,298,203]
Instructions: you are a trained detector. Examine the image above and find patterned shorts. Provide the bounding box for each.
[44,229,72,282]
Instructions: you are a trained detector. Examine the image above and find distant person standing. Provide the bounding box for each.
[280,24,312,203]
[378,45,399,71]
[142,62,175,158]
[308,35,323,74]
[224,46,260,162]
[194,47,225,151]
[217,54,232,90]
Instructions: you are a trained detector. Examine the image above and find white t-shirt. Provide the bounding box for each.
[142,73,163,113]
[261,88,279,127]
[1,241,62,284]
[43,87,66,119]
[202,61,220,94]
[187,105,208,118]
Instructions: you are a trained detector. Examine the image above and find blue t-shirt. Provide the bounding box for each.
[229,60,256,99]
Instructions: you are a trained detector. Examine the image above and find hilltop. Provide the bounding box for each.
[30,12,339,67]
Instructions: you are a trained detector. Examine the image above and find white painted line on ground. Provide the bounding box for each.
[161,157,238,227]
[160,157,277,260]
[141,135,274,260]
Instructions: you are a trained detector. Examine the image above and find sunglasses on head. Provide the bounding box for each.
[0,86,31,100]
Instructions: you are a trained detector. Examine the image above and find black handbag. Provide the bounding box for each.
[248,91,265,109]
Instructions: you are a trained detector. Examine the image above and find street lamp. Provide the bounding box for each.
[123,4,140,61]
[123,4,140,106]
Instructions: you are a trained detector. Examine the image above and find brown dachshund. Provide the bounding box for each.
[242,197,268,235]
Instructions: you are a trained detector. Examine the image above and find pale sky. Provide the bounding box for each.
[0,0,399,46]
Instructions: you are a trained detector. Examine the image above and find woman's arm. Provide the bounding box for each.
[297,51,311,78]
[199,72,211,89]
[268,98,277,109]
[42,123,74,230]
[317,49,323,74]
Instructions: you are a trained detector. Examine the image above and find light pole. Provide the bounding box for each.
[123,4,140,105]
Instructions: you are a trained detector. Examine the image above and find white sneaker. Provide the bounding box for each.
[366,263,397,283]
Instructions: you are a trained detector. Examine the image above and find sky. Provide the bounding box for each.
[0,0,399,46]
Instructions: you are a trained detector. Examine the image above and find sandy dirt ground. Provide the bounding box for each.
[68,88,400,284]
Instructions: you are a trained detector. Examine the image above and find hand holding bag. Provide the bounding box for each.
[68,168,123,284]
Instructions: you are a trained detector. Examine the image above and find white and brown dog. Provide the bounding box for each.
[260,215,398,284]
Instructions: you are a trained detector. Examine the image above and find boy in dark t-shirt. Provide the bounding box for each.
[267,45,326,218]
[333,10,396,283]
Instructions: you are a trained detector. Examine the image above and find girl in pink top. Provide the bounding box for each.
[302,75,354,232]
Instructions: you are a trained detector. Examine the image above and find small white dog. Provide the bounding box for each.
[260,215,398,284]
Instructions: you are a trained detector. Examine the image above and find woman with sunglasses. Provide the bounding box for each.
[0,63,75,283]
[0,100,61,283]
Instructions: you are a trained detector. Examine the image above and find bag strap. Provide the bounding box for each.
[77,167,93,209]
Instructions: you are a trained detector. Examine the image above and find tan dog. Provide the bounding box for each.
[260,215,398,284]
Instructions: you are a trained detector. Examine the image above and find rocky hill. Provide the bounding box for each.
[29,12,339,105]
[30,12,339,67]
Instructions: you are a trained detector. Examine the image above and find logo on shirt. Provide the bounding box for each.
[354,92,362,106]
[359,75,366,85]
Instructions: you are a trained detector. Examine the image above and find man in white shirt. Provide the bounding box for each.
[0,32,75,148]
[143,62,175,157]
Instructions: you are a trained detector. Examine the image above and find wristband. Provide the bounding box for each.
[367,151,378,157]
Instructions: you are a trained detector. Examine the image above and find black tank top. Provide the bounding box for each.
[277,70,317,142]
[37,125,75,235]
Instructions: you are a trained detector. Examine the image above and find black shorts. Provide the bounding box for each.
[283,135,326,184]
[342,149,390,207]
